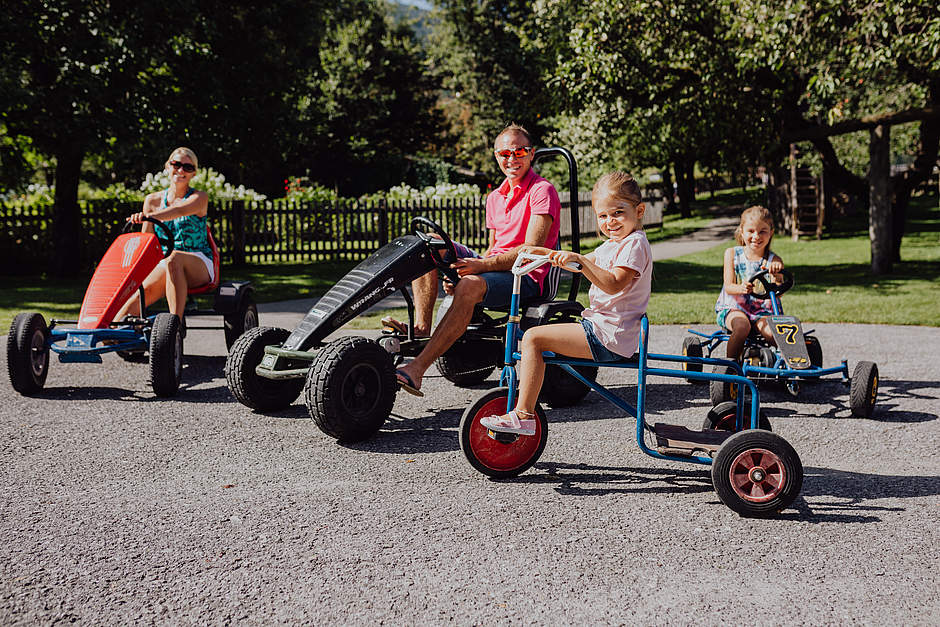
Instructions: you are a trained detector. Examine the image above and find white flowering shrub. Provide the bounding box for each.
[0,183,54,206]
[140,167,266,201]
[363,182,483,204]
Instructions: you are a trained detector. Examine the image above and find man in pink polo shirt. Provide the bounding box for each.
[389,124,561,396]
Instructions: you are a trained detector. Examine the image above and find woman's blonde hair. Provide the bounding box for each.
[166,146,198,170]
[734,205,775,247]
[592,171,644,237]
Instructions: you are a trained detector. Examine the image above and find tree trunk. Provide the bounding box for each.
[674,158,693,218]
[50,144,84,278]
[869,124,892,275]
[661,166,676,213]
[889,114,940,262]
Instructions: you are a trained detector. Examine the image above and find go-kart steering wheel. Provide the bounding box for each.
[748,268,794,298]
[411,216,460,285]
[123,216,175,258]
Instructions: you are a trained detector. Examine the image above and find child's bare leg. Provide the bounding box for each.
[514,323,593,415]
[114,266,168,320]
[724,310,752,361]
[754,317,776,346]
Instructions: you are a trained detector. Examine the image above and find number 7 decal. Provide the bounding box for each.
[775,323,799,344]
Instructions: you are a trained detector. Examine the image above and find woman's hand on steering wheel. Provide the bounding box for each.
[123,215,175,258]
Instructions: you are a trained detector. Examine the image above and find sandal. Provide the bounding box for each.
[480,410,537,436]
[395,369,424,397]
[381,317,429,338]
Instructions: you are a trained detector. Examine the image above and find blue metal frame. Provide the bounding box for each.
[47,321,151,364]
[497,254,767,468]
[687,283,851,385]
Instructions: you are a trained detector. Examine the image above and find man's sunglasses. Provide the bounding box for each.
[169,161,196,173]
[494,147,533,159]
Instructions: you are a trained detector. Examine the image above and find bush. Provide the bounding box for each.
[140,167,266,201]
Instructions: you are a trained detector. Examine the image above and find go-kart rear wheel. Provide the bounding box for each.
[711,429,803,517]
[459,388,548,479]
[681,336,705,384]
[225,326,304,411]
[702,401,771,432]
[435,337,500,387]
[224,293,259,350]
[305,336,397,442]
[709,365,737,406]
[7,312,50,396]
[805,336,823,368]
[539,364,598,408]
[849,361,878,418]
[150,313,183,397]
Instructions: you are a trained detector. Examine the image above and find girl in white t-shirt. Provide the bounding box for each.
[481,171,653,436]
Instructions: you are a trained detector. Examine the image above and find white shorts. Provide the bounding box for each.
[157,251,215,284]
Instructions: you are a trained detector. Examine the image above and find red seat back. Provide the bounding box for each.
[187,229,221,295]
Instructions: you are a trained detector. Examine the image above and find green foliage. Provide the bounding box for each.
[139,168,266,201]
[283,177,341,204]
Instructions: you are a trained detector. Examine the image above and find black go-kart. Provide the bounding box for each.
[225,147,598,442]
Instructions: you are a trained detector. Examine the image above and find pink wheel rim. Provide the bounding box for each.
[728,447,786,503]
[469,396,542,472]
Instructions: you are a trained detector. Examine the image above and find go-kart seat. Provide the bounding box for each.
[187,229,221,296]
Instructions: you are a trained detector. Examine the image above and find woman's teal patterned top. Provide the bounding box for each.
[161,189,211,258]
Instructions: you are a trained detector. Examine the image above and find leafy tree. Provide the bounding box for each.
[0,0,190,276]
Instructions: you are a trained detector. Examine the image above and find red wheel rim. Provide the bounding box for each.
[728,447,786,503]
[468,396,542,473]
[714,411,735,431]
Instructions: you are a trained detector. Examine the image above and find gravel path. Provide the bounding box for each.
[2,315,938,624]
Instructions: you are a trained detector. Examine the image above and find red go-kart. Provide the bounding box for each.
[7,217,257,397]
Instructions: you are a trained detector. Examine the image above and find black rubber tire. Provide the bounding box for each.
[149,313,183,397]
[805,335,823,368]
[7,312,50,396]
[305,336,397,442]
[849,361,879,418]
[435,337,500,387]
[702,401,772,432]
[225,326,304,411]
[459,387,548,479]
[759,347,777,369]
[711,429,803,517]
[224,294,259,350]
[709,364,737,406]
[538,364,598,408]
[681,336,704,383]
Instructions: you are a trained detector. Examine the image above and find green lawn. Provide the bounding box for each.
[3,193,938,330]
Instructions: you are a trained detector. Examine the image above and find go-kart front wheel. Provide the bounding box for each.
[305,336,397,442]
[225,326,304,411]
[711,429,803,517]
[150,313,183,397]
[849,361,878,418]
[7,312,50,396]
[702,401,771,432]
[459,387,547,479]
[224,293,259,350]
[681,336,704,383]
[709,364,738,406]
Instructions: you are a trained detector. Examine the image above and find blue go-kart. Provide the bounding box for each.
[459,253,804,518]
[680,269,878,419]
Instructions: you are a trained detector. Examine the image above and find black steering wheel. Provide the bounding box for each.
[123,216,175,258]
[411,216,460,285]
[748,268,794,298]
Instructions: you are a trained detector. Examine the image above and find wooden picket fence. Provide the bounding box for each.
[0,191,663,273]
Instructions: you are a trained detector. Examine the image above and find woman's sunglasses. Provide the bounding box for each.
[494,147,533,160]
[169,161,196,173]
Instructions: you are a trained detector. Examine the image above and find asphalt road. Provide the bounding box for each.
[2,307,938,624]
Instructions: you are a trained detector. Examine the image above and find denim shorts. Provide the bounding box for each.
[452,241,540,308]
[580,318,623,363]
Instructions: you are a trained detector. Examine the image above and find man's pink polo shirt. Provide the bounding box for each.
[484,168,561,290]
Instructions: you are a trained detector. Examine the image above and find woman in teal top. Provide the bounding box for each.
[114,147,212,323]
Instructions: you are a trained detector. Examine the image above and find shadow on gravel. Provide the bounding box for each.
[778,467,940,524]
[766,379,938,423]
[514,461,713,496]
[342,408,464,454]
